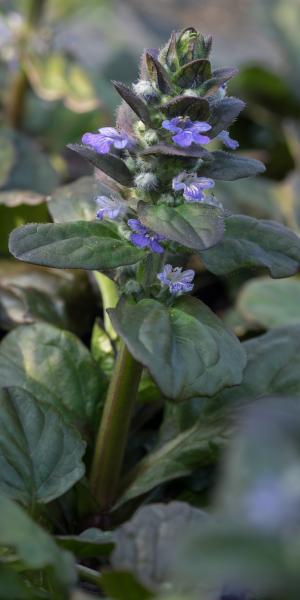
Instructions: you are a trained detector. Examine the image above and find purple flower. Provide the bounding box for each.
[162,117,211,147]
[128,219,165,254]
[217,130,239,150]
[157,264,195,295]
[172,171,215,202]
[82,127,134,154]
[96,196,126,221]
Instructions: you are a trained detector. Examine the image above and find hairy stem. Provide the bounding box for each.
[90,340,143,510]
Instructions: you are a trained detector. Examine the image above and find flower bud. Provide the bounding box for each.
[133,80,157,100]
[134,172,158,191]
[144,129,159,145]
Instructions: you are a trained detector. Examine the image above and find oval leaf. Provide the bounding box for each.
[0,387,86,505]
[199,151,266,180]
[112,502,207,592]
[48,175,109,223]
[9,221,144,270]
[138,201,224,251]
[200,215,300,278]
[238,277,300,329]
[0,323,103,429]
[108,296,246,401]
[68,143,134,187]
[0,494,76,587]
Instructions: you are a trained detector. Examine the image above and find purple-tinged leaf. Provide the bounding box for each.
[112,81,151,125]
[68,143,134,187]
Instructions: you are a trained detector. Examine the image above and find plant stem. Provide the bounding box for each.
[93,271,119,340]
[90,341,143,510]
[77,564,102,587]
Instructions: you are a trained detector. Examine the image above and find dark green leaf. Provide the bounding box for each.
[208,326,300,411]
[118,417,228,505]
[161,95,210,120]
[200,215,300,277]
[0,494,76,587]
[100,571,152,600]
[112,81,151,125]
[209,97,245,137]
[68,144,134,187]
[138,201,224,251]
[48,175,110,223]
[237,277,300,329]
[0,565,30,599]
[57,528,114,557]
[176,59,211,87]
[0,323,103,429]
[216,177,281,221]
[9,221,144,270]
[199,151,266,180]
[109,296,246,401]
[0,387,85,505]
[112,502,208,592]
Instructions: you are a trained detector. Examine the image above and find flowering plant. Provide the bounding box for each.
[4,26,300,599]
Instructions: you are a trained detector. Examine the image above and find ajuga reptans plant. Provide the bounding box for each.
[9,27,300,516]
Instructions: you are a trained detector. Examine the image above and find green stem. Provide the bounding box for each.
[90,341,143,510]
[77,564,102,587]
[93,271,119,340]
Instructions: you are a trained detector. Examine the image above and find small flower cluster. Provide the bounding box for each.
[80,28,243,297]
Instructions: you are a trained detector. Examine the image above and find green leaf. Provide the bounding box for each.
[161,95,209,120]
[0,565,30,599]
[0,387,85,505]
[112,81,151,125]
[9,221,144,270]
[68,144,134,187]
[176,59,211,87]
[200,215,300,278]
[48,175,113,223]
[112,502,208,592]
[237,277,300,329]
[118,416,228,505]
[216,177,281,221]
[0,129,58,195]
[138,202,225,251]
[57,528,114,558]
[199,151,266,180]
[0,493,76,587]
[209,97,245,137]
[0,323,103,430]
[109,296,246,401]
[207,325,300,411]
[100,571,152,600]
